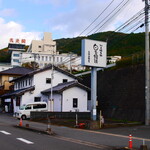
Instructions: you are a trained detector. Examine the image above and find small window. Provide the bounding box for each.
[73,98,78,108]
[38,45,42,48]
[13,59,19,62]
[63,79,68,83]
[13,54,19,57]
[34,97,41,102]
[46,78,51,84]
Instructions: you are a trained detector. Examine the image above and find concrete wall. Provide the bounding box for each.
[81,64,145,122]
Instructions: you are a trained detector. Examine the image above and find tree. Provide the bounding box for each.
[22,61,39,70]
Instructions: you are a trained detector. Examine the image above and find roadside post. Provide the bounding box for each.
[81,39,107,120]
[128,134,133,149]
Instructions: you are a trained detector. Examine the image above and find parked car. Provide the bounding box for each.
[16,102,48,120]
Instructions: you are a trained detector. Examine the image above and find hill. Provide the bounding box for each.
[0,48,11,63]
[0,31,145,63]
[56,31,145,57]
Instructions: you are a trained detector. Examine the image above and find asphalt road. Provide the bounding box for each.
[0,113,150,150]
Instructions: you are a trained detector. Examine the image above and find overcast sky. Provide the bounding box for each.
[0,0,145,49]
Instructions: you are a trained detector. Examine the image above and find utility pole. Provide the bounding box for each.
[144,0,150,125]
[48,45,55,111]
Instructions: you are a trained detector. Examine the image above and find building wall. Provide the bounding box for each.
[28,32,57,54]
[53,94,62,111]
[62,87,88,112]
[11,51,21,67]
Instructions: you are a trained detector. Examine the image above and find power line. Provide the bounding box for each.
[78,0,115,36]
[85,0,130,36]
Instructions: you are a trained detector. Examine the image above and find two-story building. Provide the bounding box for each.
[1,65,90,114]
[0,67,33,112]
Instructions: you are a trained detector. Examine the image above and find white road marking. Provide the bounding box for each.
[16,138,34,144]
[0,131,11,135]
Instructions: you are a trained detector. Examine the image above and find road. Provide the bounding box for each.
[0,113,150,150]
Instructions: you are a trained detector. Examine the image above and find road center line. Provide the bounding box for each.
[0,131,11,135]
[16,138,34,144]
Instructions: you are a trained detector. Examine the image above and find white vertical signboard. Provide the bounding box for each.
[81,39,107,67]
[81,39,107,120]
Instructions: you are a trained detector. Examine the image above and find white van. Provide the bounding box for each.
[16,102,48,120]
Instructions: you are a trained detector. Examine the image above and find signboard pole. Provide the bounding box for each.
[91,67,97,120]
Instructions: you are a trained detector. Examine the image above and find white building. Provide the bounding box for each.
[1,65,90,114]
[107,56,121,63]
[8,32,85,71]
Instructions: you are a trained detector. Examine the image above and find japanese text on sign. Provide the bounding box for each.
[9,38,26,44]
[81,39,107,67]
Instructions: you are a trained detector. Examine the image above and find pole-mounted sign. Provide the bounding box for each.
[81,39,107,67]
[81,39,107,120]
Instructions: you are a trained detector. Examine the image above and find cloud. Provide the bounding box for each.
[0,8,17,17]
[0,17,42,49]
[46,0,145,38]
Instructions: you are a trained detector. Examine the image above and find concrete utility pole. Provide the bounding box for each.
[144,0,150,125]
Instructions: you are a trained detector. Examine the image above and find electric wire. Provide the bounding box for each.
[78,0,115,36]
[86,0,130,36]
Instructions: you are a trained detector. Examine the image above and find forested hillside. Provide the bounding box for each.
[56,31,145,57]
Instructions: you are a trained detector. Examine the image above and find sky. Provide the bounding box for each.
[0,0,145,49]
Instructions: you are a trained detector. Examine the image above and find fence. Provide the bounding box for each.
[30,111,91,120]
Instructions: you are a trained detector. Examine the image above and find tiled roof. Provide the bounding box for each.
[11,65,80,82]
[41,80,90,94]
[0,86,35,98]
[0,66,33,75]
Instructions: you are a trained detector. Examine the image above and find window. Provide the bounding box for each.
[63,79,68,83]
[13,54,19,57]
[46,78,51,84]
[49,57,51,61]
[29,79,31,85]
[42,56,44,61]
[60,57,63,62]
[33,104,46,109]
[26,80,28,86]
[38,45,42,48]
[57,57,59,62]
[13,59,19,63]
[45,56,48,61]
[73,98,78,108]
[34,97,41,102]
